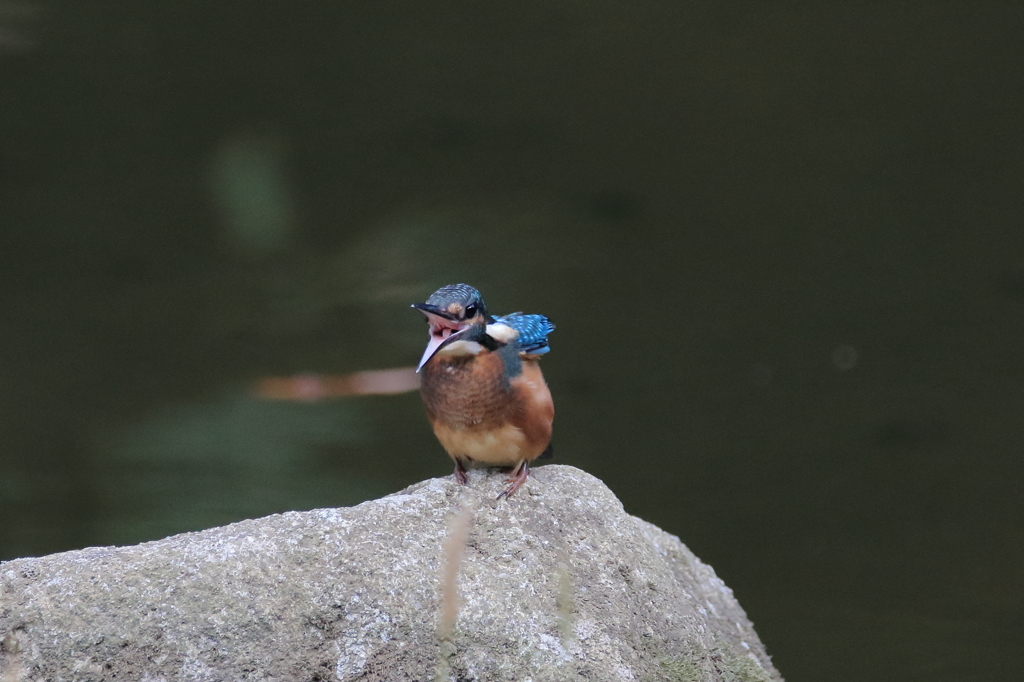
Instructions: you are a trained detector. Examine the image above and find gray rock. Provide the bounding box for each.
[0,465,782,681]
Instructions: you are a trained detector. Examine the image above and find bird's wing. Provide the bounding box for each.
[494,313,555,355]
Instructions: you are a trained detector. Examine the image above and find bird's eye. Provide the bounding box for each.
[464,303,478,318]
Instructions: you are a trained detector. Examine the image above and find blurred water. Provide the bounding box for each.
[1,2,1022,680]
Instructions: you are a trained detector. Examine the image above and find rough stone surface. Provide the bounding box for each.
[0,465,782,681]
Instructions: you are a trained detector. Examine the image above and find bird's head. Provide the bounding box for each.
[411,283,491,371]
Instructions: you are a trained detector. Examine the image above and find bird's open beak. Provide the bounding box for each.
[411,303,464,372]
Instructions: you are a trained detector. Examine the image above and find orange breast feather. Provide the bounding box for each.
[422,353,552,467]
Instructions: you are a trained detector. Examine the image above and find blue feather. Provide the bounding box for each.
[494,313,555,355]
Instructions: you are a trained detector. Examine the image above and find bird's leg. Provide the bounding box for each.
[453,458,469,485]
[498,459,530,499]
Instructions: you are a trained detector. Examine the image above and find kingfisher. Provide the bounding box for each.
[412,284,555,498]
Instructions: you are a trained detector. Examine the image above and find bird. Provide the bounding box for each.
[412,283,555,498]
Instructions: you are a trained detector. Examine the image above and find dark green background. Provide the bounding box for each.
[2,2,1022,679]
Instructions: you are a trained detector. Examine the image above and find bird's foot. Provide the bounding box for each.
[497,460,529,499]
[453,459,469,485]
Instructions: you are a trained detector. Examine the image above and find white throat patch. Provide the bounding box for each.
[438,339,485,357]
